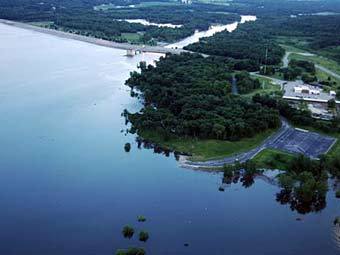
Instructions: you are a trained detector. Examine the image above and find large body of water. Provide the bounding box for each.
[0,23,339,255]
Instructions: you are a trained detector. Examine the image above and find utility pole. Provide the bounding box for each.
[264,47,268,75]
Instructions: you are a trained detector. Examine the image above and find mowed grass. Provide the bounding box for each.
[288,53,340,80]
[325,133,340,159]
[278,36,340,75]
[140,129,276,161]
[29,21,54,27]
[252,149,296,170]
[277,36,312,52]
[130,1,180,8]
[278,40,340,77]
[121,33,143,43]
[195,0,233,6]
[246,76,282,98]
[94,1,179,10]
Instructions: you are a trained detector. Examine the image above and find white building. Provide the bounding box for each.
[293,85,320,95]
[283,81,340,104]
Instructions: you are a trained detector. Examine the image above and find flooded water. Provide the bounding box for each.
[117,19,182,28]
[0,23,339,255]
[166,15,257,49]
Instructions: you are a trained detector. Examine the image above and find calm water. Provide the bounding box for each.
[0,23,339,255]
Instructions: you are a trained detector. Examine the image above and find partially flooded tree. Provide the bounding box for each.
[122,225,134,239]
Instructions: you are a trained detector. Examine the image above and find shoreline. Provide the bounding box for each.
[0,19,186,55]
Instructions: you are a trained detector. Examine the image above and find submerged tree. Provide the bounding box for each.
[122,225,135,239]
[116,247,146,255]
[139,231,149,242]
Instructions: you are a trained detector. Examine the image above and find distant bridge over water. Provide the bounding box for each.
[0,19,187,55]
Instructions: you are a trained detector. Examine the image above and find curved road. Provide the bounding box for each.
[181,119,291,169]
[283,51,340,80]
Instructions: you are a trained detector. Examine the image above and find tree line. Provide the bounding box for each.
[184,18,285,71]
[125,53,280,141]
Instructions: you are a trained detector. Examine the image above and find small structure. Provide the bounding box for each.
[330,90,337,97]
[283,81,340,104]
[126,49,142,57]
[293,85,320,95]
[126,49,136,56]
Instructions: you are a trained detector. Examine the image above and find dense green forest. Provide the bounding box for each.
[125,53,280,140]
[277,59,317,82]
[53,5,238,42]
[272,15,340,62]
[0,0,238,43]
[2,0,340,46]
[185,12,340,67]
[185,18,285,70]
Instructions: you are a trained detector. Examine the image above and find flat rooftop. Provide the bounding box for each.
[283,80,339,103]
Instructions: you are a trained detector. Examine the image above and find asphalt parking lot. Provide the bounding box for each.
[184,119,337,168]
[269,128,336,159]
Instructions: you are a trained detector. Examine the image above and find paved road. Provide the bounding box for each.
[315,64,340,80]
[250,72,286,90]
[283,51,340,80]
[181,119,291,169]
[0,19,186,55]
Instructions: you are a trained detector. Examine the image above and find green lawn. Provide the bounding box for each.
[195,0,233,6]
[139,129,276,161]
[130,1,180,8]
[252,149,296,170]
[94,1,179,10]
[29,21,54,27]
[277,36,312,52]
[244,76,281,98]
[121,33,143,43]
[288,53,340,80]
[278,35,340,74]
[93,3,116,11]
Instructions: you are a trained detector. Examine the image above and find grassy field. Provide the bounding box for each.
[252,149,296,170]
[121,32,143,43]
[245,76,281,98]
[328,136,340,158]
[94,3,116,11]
[29,21,54,27]
[194,0,233,6]
[94,1,180,10]
[277,36,312,52]
[133,1,180,7]
[288,53,340,81]
[139,129,276,161]
[278,39,340,79]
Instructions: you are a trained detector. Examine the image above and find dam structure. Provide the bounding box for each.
[0,19,187,56]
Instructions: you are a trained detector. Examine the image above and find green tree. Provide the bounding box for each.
[122,225,134,239]
[139,231,149,242]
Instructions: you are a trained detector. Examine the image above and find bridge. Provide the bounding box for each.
[0,19,187,55]
[125,46,185,56]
